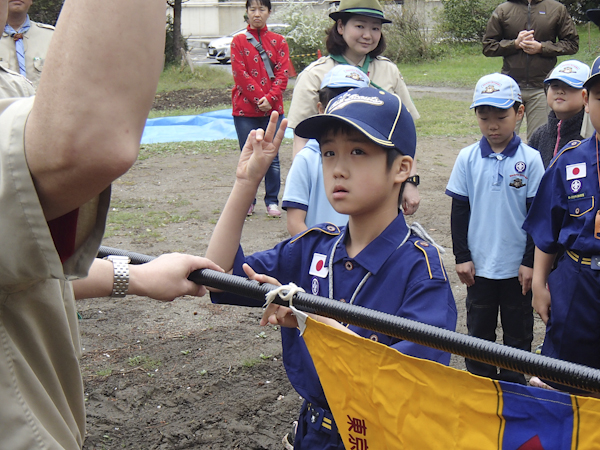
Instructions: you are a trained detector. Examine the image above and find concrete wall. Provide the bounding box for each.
[176,0,442,40]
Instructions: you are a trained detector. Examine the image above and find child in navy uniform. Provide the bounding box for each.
[523,56,600,391]
[528,60,590,168]
[206,87,457,449]
[446,73,545,384]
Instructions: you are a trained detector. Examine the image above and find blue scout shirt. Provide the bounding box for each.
[281,139,348,228]
[523,134,600,255]
[446,134,544,279]
[211,213,457,408]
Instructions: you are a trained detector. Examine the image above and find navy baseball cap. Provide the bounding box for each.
[588,9,600,26]
[584,56,600,90]
[471,73,522,109]
[545,60,590,89]
[294,87,416,158]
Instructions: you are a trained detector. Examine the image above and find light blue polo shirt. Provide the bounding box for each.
[282,139,348,228]
[446,134,544,279]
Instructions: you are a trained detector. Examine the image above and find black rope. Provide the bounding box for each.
[98,245,600,393]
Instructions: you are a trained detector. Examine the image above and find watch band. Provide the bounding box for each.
[106,255,130,297]
[406,175,420,186]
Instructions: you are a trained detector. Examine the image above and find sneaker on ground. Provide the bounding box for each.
[282,421,297,450]
[267,204,281,218]
[247,204,255,216]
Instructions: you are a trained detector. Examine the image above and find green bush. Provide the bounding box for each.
[384,5,441,64]
[271,0,332,72]
[438,0,502,41]
[562,0,598,23]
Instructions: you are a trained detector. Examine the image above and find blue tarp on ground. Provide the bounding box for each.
[141,109,293,144]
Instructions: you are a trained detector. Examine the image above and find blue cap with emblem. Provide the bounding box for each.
[545,60,590,89]
[294,86,416,158]
[471,73,522,109]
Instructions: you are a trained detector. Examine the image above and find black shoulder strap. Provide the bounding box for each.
[245,30,275,80]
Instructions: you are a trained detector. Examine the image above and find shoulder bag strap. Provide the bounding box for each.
[245,30,275,80]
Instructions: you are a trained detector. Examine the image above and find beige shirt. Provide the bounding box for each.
[0,97,110,449]
[0,64,34,98]
[0,21,54,88]
[287,55,420,129]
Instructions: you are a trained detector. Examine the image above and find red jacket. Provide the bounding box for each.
[231,25,291,117]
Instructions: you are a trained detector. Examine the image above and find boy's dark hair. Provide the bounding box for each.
[318,86,355,107]
[474,102,522,115]
[317,121,401,170]
[246,0,271,11]
[325,17,386,58]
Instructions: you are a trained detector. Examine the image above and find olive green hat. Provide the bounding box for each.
[329,0,391,24]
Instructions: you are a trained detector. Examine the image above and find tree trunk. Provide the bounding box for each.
[173,0,183,60]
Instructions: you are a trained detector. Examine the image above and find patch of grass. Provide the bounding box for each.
[413,96,479,137]
[401,25,600,89]
[157,65,233,92]
[242,358,261,368]
[105,200,202,239]
[149,106,230,119]
[128,355,161,371]
[96,368,112,377]
[138,140,239,160]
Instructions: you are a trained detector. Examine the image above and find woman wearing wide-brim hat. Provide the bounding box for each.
[286,0,421,214]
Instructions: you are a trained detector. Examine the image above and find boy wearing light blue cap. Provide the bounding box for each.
[529,60,590,168]
[446,73,545,384]
[207,87,457,449]
[282,65,369,236]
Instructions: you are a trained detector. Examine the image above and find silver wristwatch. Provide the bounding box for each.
[106,255,130,297]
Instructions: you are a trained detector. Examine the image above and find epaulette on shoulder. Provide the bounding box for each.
[412,239,448,281]
[549,140,582,169]
[375,55,393,63]
[35,22,55,31]
[290,222,340,244]
[305,56,329,70]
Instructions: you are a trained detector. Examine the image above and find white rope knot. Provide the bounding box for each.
[263,282,305,309]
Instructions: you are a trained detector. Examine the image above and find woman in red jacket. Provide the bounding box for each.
[231,0,292,218]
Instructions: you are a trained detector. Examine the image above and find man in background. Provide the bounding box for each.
[482,0,579,142]
[0,0,53,87]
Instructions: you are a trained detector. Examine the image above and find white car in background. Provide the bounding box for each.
[206,23,290,64]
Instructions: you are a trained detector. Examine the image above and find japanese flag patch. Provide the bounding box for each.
[566,163,586,180]
[309,253,328,278]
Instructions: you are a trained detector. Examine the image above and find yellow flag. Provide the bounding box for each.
[299,315,600,450]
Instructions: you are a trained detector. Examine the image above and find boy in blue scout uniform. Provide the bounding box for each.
[206,87,457,450]
[446,73,545,385]
[523,56,600,391]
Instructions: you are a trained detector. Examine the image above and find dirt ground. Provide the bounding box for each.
[80,89,545,450]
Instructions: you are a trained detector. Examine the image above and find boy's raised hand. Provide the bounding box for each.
[237,112,288,186]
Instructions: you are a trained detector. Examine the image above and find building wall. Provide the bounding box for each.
[177,0,442,39]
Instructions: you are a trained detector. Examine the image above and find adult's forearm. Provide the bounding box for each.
[26,0,166,220]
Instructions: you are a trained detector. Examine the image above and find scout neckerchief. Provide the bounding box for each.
[245,29,275,80]
[327,227,412,305]
[329,54,384,91]
[4,14,30,77]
